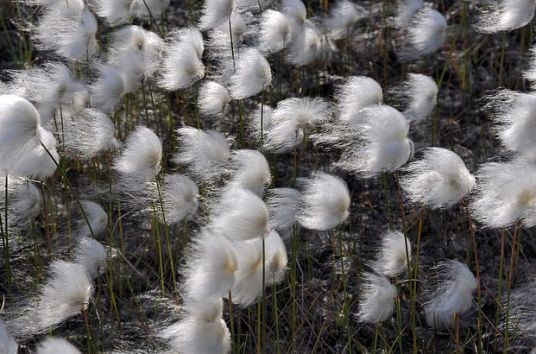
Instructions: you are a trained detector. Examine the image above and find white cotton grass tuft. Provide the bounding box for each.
[231,231,288,306]
[77,200,108,237]
[266,187,302,233]
[0,319,17,354]
[296,172,350,231]
[161,298,231,354]
[75,237,107,278]
[248,104,273,140]
[113,126,162,184]
[7,62,88,123]
[283,0,307,23]
[499,282,536,338]
[62,108,119,160]
[206,12,248,75]
[229,49,272,100]
[471,160,536,228]
[399,73,438,123]
[198,0,235,30]
[34,6,98,61]
[129,0,170,20]
[357,272,397,323]
[0,95,58,179]
[335,105,413,177]
[208,188,269,241]
[36,337,81,354]
[525,47,536,88]
[423,259,477,329]
[156,174,199,225]
[198,81,230,116]
[226,150,271,197]
[400,148,475,209]
[336,76,383,122]
[395,0,423,28]
[90,63,126,112]
[182,230,237,301]
[487,90,536,161]
[1,178,43,226]
[93,0,170,25]
[370,230,412,277]
[258,10,293,54]
[325,0,367,40]
[287,20,322,66]
[401,7,447,60]
[475,0,535,33]
[159,28,205,91]
[263,97,331,153]
[173,127,231,183]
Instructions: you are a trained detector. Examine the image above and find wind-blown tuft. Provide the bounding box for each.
[357,273,397,323]
[198,0,235,30]
[395,0,423,28]
[156,174,199,225]
[229,49,272,100]
[0,319,17,354]
[471,160,536,228]
[198,81,231,116]
[90,64,126,112]
[336,76,383,122]
[423,260,477,329]
[77,200,108,237]
[266,187,302,233]
[475,0,535,33]
[401,148,475,209]
[258,10,293,53]
[296,172,350,231]
[370,230,412,277]
[401,7,447,59]
[36,337,81,354]
[399,73,438,123]
[325,0,366,40]
[226,150,271,197]
[75,237,107,278]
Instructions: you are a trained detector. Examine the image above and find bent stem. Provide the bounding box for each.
[229,17,236,71]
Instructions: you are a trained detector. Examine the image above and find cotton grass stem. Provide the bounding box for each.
[229,17,236,71]
[2,174,11,287]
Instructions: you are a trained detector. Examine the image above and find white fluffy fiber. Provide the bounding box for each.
[266,187,302,232]
[94,0,170,25]
[400,73,438,123]
[335,105,413,176]
[402,7,447,59]
[62,108,119,160]
[395,0,423,28]
[90,63,126,112]
[208,188,269,241]
[488,90,536,161]
[1,177,42,227]
[198,0,235,30]
[287,20,322,66]
[370,230,412,277]
[423,260,476,329]
[226,149,271,197]
[336,76,383,122]
[259,10,293,54]
[158,173,199,225]
[36,337,81,354]
[198,81,230,116]
[173,126,231,183]
[159,28,205,91]
[471,160,536,228]
[357,272,397,323]
[325,0,366,40]
[264,97,331,153]
[75,237,107,278]
[401,147,475,209]
[229,48,272,100]
[113,126,162,184]
[248,104,273,141]
[183,230,237,301]
[0,319,17,354]
[78,200,108,237]
[296,172,350,231]
[283,0,307,23]
[475,0,535,33]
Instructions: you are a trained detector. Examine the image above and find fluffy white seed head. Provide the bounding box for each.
[266,188,302,232]
[113,126,162,183]
[357,273,397,323]
[264,97,331,153]
[161,298,231,354]
[158,174,199,225]
[227,150,271,196]
[296,172,350,231]
[2,178,43,225]
[36,338,81,354]
[111,50,146,93]
[402,8,447,60]
[401,73,438,123]
[198,0,235,30]
[198,81,230,116]
[401,148,475,209]
[471,160,536,228]
[62,109,118,160]
[370,230,412,277]
[395,0,423,28]
[488,90,536,161]
[90,64,126,112]
[8,129,59,180]
[75,237,107,279]
[325,0,366,40]
[78,200,108,237]
[335,105,413,176]
[129,0,170,20]
[423,260,477,329]
[248,104,273,140]
[183,230,238,301]
[525,47,536,88]
[0,319,17,354]
[259,10,293,53]
[336,76,383,122]
[231,231,288,306]
[229,49,272,100]
[173,127,231,183]
[159,29,205,91]
[287,20,322,66]
[475,0,535,33]
[93,0,131,25]
[283,0,307,22]
[209,188,270,241]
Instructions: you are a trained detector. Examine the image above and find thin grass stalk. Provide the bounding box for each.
[229,17,236,71]
[372,322,380,354]
[239,100,245,147]
[2,174,11,287]
[155,177,177,292]
[228,291,236,354]
[261,232,266,353]
[381,172,392,228]
[142,0,163,36]
[260,87,264,146]
[81,308,93,353]
[151,208,165,295]
[411,208,424,354]
[495,229,506,328]
[272,283,281,354]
